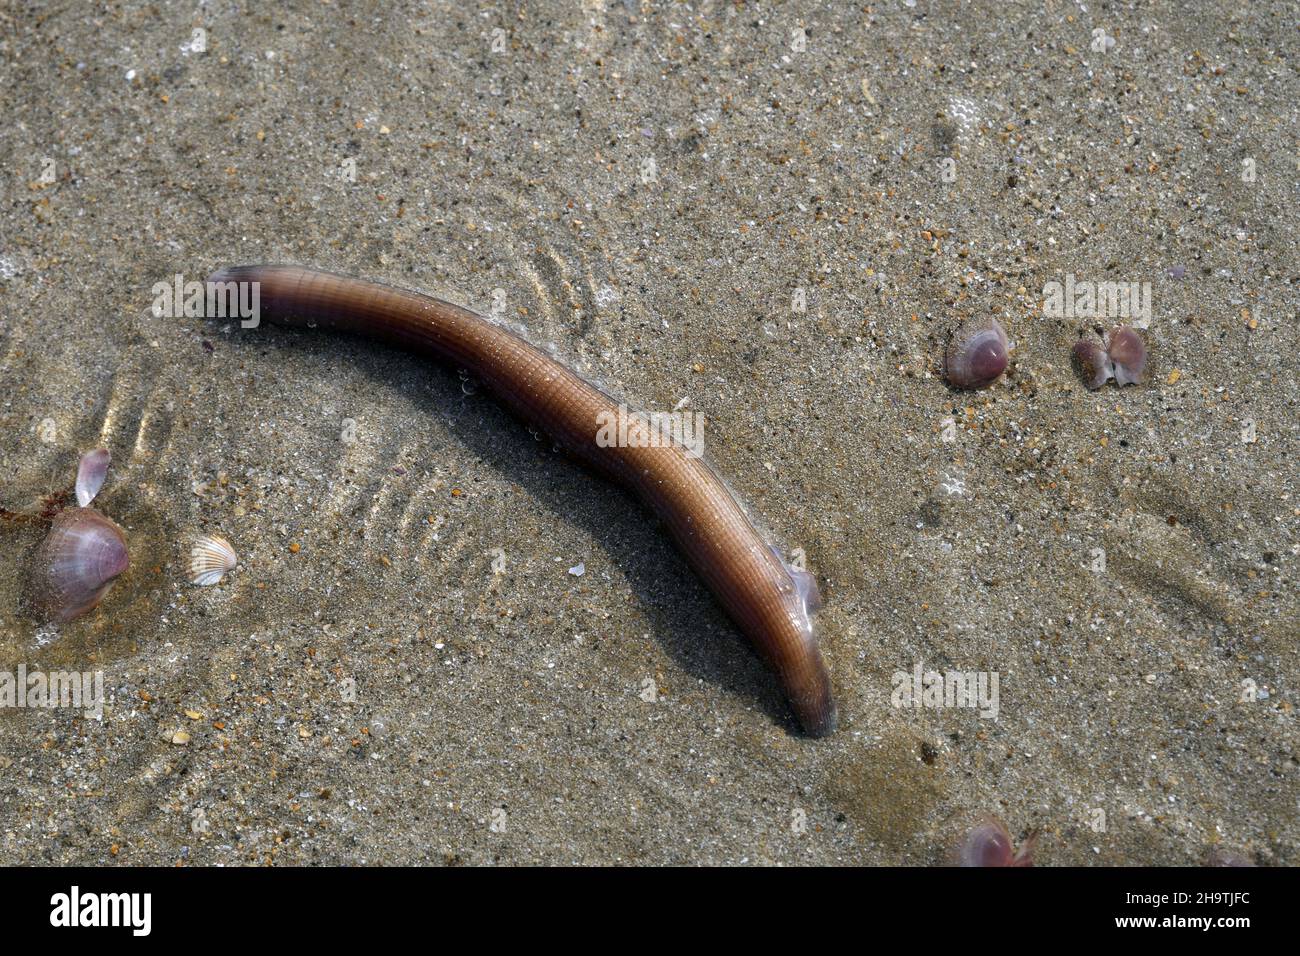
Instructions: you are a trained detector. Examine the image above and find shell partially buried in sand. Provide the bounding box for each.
[23,449,130,624]
[26,507,130,623]
[943,318,1009,390]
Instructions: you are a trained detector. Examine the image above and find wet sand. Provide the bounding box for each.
[0,1,1295,864]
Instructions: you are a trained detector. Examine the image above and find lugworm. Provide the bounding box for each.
[207,265,837,735]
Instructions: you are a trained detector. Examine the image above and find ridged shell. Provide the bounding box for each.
[190,534,237,586]
[25,507,130,623]
[944,318,1009,390]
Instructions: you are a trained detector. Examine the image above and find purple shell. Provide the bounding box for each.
[75,448,111,507]
[958,818,1037,867]
[1207,849,1255,867]
[944,318,1009,390]
[25,507,129,623]
[959,822,1015,866]
[1107,325,1146,385]
[1071,338,1114,390]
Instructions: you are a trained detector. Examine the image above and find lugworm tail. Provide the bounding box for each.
[208,265,837,736]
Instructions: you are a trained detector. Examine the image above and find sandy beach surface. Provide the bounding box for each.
[0,1,1295,865]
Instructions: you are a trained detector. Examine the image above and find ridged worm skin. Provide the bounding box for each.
[208,265,837,736]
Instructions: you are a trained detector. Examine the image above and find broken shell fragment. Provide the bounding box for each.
[1071,338,1114,390]
[74,448,111,507]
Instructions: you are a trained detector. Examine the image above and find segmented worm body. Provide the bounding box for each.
[209,265,836,735]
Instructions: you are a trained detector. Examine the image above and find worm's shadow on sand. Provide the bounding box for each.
[243,325,798,735]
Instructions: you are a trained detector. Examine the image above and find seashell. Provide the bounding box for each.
[1071,338,1113,390]
[1207,848,1255,867]
[74,448,111,507]
[944,318,1009,390]
[189,534,237,586]
[957,817,1037,867]
[25,507,129,623]
[1106,325,1146,385]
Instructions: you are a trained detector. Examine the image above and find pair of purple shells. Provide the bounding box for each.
[1071,326,1147,390]
[942,318,1147,391]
